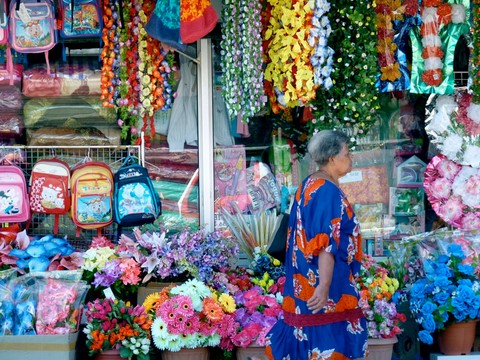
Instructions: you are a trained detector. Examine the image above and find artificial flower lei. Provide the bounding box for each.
[263,0,317,112]
[100,0,177,145]
[309,0,335,89]
[410,0,469,94]
[308,0,380,141]
[472,0,480,102]
[375,0,405,82]
[221,0,265,121]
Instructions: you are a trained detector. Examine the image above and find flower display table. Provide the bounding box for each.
[430,353,480,360]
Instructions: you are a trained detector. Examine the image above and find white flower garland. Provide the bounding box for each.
[309,0,335,89]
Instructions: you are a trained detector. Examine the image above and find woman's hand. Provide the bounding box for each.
[307,286,328,314]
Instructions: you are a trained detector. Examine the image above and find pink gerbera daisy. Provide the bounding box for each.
[172,295,194,317]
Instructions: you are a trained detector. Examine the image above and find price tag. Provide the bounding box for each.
[103,287,116,300]
[17,4,32,24]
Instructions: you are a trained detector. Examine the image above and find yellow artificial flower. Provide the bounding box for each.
[218,293,236,313]
[380,63,401,81]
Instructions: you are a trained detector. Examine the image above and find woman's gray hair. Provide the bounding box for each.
[308,130,350,166]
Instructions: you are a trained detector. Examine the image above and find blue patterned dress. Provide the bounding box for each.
[266,176,367,359]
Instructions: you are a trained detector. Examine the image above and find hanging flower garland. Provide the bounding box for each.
[100,0,122,109]
[425,92,480,167]
[308,0,380,141]
[221,0,265,121]
[424,154,480,230]
[100,0,177,145]
[471,0,480,102]
[410,0,469,94]
[309,0,335,89]
[263,0,317,111]
[375,0,405,82]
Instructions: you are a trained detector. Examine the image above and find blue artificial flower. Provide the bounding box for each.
[447,243,465,259]
[458,264,474,276]
[433,291,450,305]
[421,313,436,332]
[418,330,433,345]
[434,275,451,288]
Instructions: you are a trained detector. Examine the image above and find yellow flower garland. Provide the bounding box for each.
[264,0,317,108]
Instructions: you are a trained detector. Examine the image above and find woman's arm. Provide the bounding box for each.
[307,249,334,314]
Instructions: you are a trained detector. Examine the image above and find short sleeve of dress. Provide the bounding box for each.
[299,179,343,257]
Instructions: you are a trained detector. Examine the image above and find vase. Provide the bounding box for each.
[236,343,268,360]
[361,336,398,360]
[438,321,478,355]
[161,347,209,360]
[94,349,123,360]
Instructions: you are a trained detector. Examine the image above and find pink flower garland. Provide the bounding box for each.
[424,154,480,230]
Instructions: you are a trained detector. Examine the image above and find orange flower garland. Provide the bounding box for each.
[375,0,404,82]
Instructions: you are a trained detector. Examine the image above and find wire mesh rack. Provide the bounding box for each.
[0,145,142,250]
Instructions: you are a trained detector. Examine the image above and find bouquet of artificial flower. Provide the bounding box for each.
[81,236,142,300]
[410,242,480,345]
[357,254,405,339]
[83,298,152,359]
[230,286,283,348]
[125,227,238,283]
[145,279,237,352]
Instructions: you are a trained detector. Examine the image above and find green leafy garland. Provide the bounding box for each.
[308,0,380,140]
[472,0,480,103]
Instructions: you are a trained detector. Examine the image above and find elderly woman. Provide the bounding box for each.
[266,130,367,359]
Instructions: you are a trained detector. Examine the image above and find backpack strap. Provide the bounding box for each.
[6,46,13,86]
[53,214,59,234]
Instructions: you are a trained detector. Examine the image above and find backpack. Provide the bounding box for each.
[113,157,161,228]
[9,0,56,73]
[29,158,71,234]
[0,0,8,45]
[59,0,102,38]
[0,165,30,224]
[70,161,114,237]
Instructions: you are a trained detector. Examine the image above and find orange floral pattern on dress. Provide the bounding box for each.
[282,296,296,312]
[335,294,358,312]
[180,0,211,21]
[293,273,315,301]
[306,233,330,256]
[304,178,326,206]
[265,345,274,359]
[306,268,317,286]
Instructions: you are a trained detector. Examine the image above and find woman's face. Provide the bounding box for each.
[332,144,352,177]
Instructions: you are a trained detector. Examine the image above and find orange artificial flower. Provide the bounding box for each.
[422,46,444,59]
[423,0,442,7]
[381,62,402,81]
[437,3,453,24]
[422,68,443,86]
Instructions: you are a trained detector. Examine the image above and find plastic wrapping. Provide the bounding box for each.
[22,68,62,97]
[424,154,480,230]
[23,96,116,128]
[0,85,23,112]
[0,284,14,335]
[246,162,281,214]
[22,66,102,97]
[36,278,89,334]
[0,113,24,138]
[27,127,118,146]
[0,64,23,87]
[409,0,470,94]
[11,276,38,335]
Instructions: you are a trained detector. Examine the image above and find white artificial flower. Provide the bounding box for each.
[451,4,466,24]
[435,95,457,113]
[426,109,452,135]
[422,35,442,48]
[424,57,443,70]
[421,7,438,23]
[467,102,480,124]
[440,133,463,160]
[452,167,480,207]
[463,145,480,167]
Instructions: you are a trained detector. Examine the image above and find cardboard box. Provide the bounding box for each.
[0,332,78,360]
[137,282,178,305]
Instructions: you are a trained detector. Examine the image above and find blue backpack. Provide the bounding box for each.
[59,0,102,38]
[113,157,161,228]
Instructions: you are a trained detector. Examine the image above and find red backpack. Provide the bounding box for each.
[29,158,71,234]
